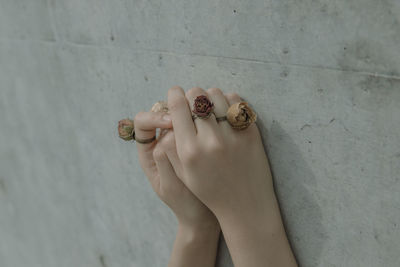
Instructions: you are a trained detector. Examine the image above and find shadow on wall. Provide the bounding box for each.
[215,235,234,267]
[257,118,327,267]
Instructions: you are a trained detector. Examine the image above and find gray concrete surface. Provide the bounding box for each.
[0,0,399,266]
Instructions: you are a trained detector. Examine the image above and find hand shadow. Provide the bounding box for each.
[215,117,327,267]
[258,118,327,267]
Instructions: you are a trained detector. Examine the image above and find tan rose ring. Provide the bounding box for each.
[226,102,257,130]
[117,118,157,144]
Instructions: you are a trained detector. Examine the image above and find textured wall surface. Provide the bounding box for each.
[0,0,399,266]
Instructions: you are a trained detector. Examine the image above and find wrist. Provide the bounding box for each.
[168,218,221,267]
[215,183,277,223]
[177,219,220,242]
[216,192,297,267]
[177,211,220,233]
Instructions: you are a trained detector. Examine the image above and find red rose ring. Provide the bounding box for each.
[192,95,214,120]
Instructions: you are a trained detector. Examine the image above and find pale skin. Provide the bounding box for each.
[134,87,298,267]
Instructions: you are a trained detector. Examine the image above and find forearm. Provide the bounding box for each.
[168,222,221,267]
[218,191,297,267]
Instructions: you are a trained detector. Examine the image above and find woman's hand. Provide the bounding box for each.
[166,86,272,220]
[133,111,218,228]
[133,111,220,267]
[166,86,297,267]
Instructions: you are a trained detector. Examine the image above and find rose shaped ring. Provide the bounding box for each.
[191,95,215,120]
[118,118,157,144]
[226,102,257,130]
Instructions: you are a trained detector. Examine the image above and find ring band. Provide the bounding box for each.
[216,116,227,122]
[192,112,214,121]
[192,114,227,122]
[135,135,156,144]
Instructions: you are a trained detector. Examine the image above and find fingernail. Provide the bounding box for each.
[163,114,171,121]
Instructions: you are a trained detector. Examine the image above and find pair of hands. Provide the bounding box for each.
[134,86,266,227]
[133,86,297,267]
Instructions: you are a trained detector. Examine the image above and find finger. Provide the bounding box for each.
[134,111,172,178]
[158,130,184,179]
[224,92,242,106]
[207,88,231,130]
[134,110,172,146]
[167,86,196,147]
[153,147,182,197]
[186,87,218,135]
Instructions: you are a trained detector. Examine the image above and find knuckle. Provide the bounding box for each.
[158,185,175,201]
[231,133,242,144]
[150,111,163,121]
[152,148,165,162]
[206,139,225,154]
[232,92,240,97]
[225,92,240,101]
[134,111,146,123]
[207,87,223,95]
[248,125,262,142]
[168,96,187,112]
[231,134,245,149]
[157,187,168,201]
[163,131,176,148]
[169,85,184,93]
[158,184,167,196]
[230,92,240,100]
[158,133,176,151]
[181,145,198,165]
[232,128,257,147]
[187,87,204,96]
[158,188,167,199]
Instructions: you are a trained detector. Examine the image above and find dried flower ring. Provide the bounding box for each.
[117,118,156,144]
[192,95,214,120]
[151,100,170,138]
[151,101,169,113]
[226,102,257,130]
[118,118,135,141]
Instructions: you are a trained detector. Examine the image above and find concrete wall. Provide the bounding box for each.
[0,0,399,266]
